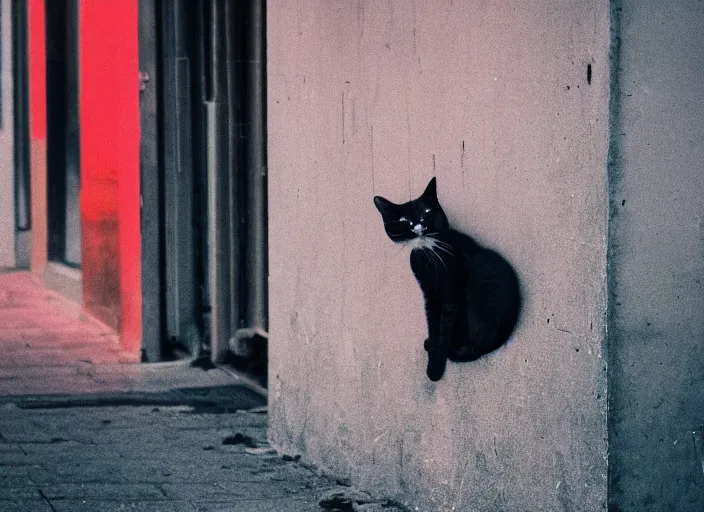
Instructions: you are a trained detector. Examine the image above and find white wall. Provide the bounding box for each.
[268,2,611,510]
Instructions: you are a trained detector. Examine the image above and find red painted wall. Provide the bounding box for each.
[79,1,142,353]
[28,0,47,273]
[27,1,142,354]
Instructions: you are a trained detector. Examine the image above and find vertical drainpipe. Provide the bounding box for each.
[225,0,241,353]
[13,0,32,270]
[13,0,31,234]
[206,0,231,362]
[230,0,268,355]
[248,0,268,333]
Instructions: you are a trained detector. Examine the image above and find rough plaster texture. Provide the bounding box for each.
[0,0,15,268]
[268,2,611,511]
[608,1,704,510]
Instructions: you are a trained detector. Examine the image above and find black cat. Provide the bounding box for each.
[374,177,521,381]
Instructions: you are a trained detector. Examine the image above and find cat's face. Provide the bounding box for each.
[373,177,449,247]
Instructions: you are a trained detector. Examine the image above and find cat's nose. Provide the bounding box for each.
[412,224,426,234]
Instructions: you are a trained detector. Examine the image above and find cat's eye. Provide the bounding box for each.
[399,217,408,222]
[424,208,432,213]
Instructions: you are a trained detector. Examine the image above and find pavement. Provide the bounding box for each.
[0,272,404,512]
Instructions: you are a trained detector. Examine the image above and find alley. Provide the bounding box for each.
[2,0,702,509]
[0,272,389,511]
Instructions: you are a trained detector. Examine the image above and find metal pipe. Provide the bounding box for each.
[207,0,231,362]
[225,0,242,348]
[138,0,163,361]
[13,0,31,232]
[244,0,268,332]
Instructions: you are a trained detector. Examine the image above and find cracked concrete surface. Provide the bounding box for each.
[0,404,338,511]
[0,272,401,511]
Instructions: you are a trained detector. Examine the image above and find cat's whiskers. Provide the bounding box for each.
[418,238,449,274]
[431,242,453,257]
[399,236,451,275]
[430,248,449,274]
[422,235,453,256]
[435,240,451,260]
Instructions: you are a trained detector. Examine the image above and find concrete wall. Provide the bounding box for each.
[608,1,704,510]
[268,2,611,511]
[0,0,15,268]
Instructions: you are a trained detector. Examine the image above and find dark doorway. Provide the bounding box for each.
[45,0,81,267]
[159,0,211,361]
[138,0,268,387]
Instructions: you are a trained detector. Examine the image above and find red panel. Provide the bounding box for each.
[114,3,143,354]
[79,1,142,353]
[28,0,46,141]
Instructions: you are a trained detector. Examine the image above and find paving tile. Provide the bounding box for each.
[0,500,54,512]
[0,450,33,466]
[0,365,244,397]
[0,464,33,476]
[0,475,35,487]
[49,500,197,512]
[27,461,269,486]
[0,486,42,500]
[0,443,25,454]
[190,498,320,512]
[40,483,166,500]
[0,314,90,330]
[160,483,266,501]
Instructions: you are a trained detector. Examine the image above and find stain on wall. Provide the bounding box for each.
[268,1,611,511]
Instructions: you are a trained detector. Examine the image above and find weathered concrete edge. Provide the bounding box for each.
[605,0,623,507]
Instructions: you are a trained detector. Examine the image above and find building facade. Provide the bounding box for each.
[267,1,703,511]
[0,1,701,511]
[6,0,268,370]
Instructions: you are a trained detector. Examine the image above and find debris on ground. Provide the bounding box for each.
[319,486,377,510]
[319,485,411,512]
[222,432,257,447]
[245,446,279,455]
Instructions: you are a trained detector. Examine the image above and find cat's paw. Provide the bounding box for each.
[426,351,447,382]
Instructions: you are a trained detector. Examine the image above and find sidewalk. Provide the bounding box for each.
[0,404,335,512]
[0,273,402,512]
[0,271,244,397]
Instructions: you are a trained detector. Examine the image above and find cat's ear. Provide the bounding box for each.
[422,177,437,199]
[373,196,396,216]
